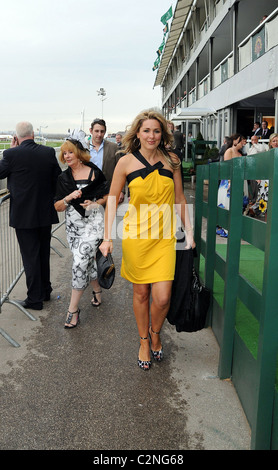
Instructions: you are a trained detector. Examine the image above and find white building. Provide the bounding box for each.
[154,0,278,155]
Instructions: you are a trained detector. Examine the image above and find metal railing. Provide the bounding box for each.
[0,194,36,347]
[0,194,65,347]
[51,213,67,257]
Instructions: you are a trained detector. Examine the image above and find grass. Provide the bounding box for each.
[199,245,278,389]
[0,142,11,150]
[0,140,62,149]
[44,141,62,148]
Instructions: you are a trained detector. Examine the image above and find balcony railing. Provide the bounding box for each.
[238,8,278,71]
[213,51,234,88]
[163,7,278,107]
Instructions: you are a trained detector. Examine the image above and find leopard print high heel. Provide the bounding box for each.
[138,336,152,371]
[149,327,163,361]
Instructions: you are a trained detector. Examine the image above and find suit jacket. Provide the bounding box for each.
[101,140,119,186]
[252,128,262,136]
[173,131,184,150]
[261,128,271,139]
[0,139,61,229]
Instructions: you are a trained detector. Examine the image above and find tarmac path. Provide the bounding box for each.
[0,184,251,452]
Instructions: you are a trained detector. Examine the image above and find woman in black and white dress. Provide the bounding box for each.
[55,132,109,328]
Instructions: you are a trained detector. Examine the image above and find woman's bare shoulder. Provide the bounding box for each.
[115,153,134,174]
[117,153,134,165]
[224,148,232,160]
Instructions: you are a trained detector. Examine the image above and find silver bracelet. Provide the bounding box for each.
[63,198,69,207]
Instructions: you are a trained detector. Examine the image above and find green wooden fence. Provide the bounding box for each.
[194,149,278,450]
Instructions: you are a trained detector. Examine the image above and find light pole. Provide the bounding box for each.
[37,125,48,139]
[97,88,107,118]
[80,109,85,130]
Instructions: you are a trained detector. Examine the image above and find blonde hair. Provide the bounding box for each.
[166,120,174,132]
[59,140,90,164]
[269,133,278,148]
[121,109,180,170]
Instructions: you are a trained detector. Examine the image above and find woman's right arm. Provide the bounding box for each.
[54,189,82,212]
[99,156,128,256]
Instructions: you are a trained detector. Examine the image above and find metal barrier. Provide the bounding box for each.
[194,149,278,449]
[0,194,66,347]
[0,150,7,194]
[51,212,67,257]
[0,194,36,347]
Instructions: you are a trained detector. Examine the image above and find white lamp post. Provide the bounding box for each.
[97,88,107,118]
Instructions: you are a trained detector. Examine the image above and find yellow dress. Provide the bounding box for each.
[121,150,176,284]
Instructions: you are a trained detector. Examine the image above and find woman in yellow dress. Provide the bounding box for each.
[100,110,195,370]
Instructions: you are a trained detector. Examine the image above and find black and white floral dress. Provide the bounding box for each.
[55,162,109,291]
[65,179,104,290]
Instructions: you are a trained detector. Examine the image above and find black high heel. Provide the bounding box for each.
[138,336,151,371]
[91,290,102,307]
[149,327,163,361]
[64,309,80,329]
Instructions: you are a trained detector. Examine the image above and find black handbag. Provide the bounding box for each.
[178,267,211,332]
[96,249,115,289]
[167,246,211,332]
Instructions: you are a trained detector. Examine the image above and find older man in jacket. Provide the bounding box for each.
[0,121,61,309]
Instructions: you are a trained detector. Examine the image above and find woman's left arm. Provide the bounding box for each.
[173,162,196,249]
[80,195,108,210]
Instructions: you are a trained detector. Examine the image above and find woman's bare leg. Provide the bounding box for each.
[133,283,151,363]
[91,279,102,305]
[150,281,172,350]
[65,288,84,327]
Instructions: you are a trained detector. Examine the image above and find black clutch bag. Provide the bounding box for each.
[96,249,115,289]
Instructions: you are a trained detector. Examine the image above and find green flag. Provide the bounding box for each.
[152,56,160,70]
[156,38,165,56]
[161,6,172,25]
[163,22,169,35]
[153,56,160,67]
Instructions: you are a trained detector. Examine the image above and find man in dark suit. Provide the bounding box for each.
[251,121,262,136]
[89,118,124,202]
[261,120,272,139]
[0,121,61,309]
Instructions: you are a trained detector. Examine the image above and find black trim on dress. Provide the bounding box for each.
[126,150,173,184]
